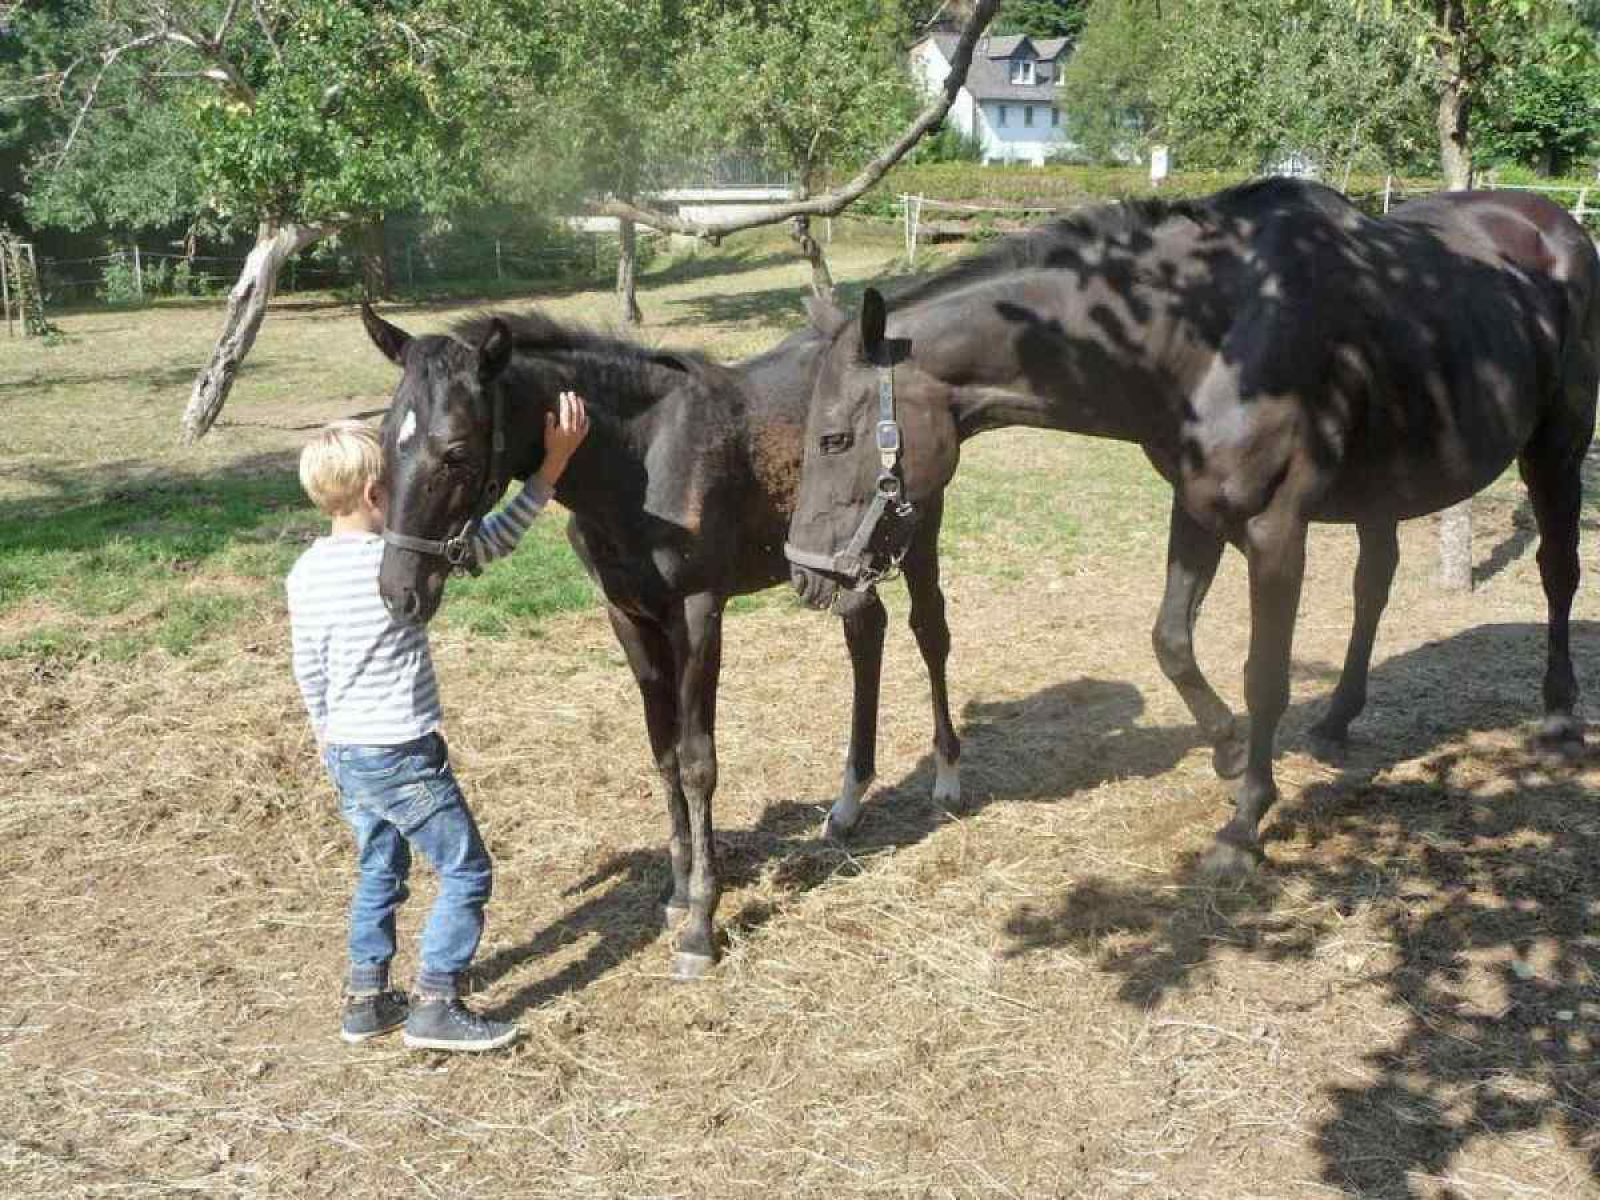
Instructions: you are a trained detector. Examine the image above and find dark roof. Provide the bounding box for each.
[922,32,1071,103]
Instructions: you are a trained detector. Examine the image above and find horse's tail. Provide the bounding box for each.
[1555,233,1600,433]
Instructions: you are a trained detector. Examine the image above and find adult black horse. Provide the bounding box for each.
[359,303,962,979]
[784,177,1600,875]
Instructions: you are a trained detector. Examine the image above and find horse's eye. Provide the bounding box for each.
[441,445,472,468]
[820,432,854,455]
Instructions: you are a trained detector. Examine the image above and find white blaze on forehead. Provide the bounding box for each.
[397,409,417,448]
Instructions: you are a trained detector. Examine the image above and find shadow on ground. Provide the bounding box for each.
[995,620,1600,1198]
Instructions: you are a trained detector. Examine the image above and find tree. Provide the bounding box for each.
[1057,0,1167,163]
[1477,19,1600,173]
[1155,0,1431,177]
[504,0,689,325]
[673,0,922,300]
[995,0,1089,37]
[7,1,531,441]
[575,2,1002,247]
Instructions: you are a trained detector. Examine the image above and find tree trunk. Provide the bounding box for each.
[616,217,643,326]
[179,219,334,443]
[792,214,836,302]
[1433,0,1473,588]
[359,217,393,301]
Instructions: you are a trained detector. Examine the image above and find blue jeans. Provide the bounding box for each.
[324,733,492,997]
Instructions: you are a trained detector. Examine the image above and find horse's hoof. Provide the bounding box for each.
[823,802,862,842]
[1306,720,1350,763]
[1198,839,1261,882]
[1211,733,1248,781]
[931,756,962,811]
[659,901,690,931]
[670,951,717,982]
[1534,714,1585,759]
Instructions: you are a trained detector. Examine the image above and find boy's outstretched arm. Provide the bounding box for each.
[472,391,590,565]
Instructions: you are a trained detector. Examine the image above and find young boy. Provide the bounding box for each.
[288,393,589,1051]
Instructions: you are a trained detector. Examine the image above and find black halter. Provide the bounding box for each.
[381,386,507,578]
[784,356,916,591]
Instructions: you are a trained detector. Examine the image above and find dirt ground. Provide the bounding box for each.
[5,274,1600,1197]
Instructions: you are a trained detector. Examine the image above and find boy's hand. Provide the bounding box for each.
[535,392,590,487]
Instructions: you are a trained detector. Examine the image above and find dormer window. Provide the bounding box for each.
[1010,58,1036,86]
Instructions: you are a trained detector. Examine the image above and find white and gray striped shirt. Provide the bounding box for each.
[287,481,553,746]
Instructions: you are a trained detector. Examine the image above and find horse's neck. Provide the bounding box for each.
[933,237,1228,447]
[501,352,664,516]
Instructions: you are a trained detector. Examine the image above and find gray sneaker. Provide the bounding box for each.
[403,997,518,1052]
[341,990,409,1044]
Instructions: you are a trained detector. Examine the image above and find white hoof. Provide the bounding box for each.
[825,766,869,839]
[931,754,961,810]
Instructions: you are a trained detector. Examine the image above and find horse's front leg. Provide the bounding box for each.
[903,497,961,808]
[666,591,727,981]
[827,591,886,839]
[604,604,690,926]
[1204,505,1307,877]
[1152,494,1247,778]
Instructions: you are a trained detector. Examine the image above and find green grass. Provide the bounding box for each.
[0,219,1246,666]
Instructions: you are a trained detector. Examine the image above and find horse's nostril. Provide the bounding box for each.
[401,590,420,620]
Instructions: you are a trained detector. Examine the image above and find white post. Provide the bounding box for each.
[495,238,502,280]
[909,195,923,267]
[1576,187,1589,226]
[132,243,144,298]
[1383,174,1393,214]
[0,240,12,338]
[901,194,911,261]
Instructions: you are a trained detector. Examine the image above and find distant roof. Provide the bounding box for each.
[917,32,1072,102]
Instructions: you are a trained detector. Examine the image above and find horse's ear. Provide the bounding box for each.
[804,292,848,338]
[362,301,410,365]
[478,317,513,382]
[859,288,887,359]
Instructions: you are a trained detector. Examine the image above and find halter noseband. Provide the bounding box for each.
[381,385,508,578]
[784,355,916,591]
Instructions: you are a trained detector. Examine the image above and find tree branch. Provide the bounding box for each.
[252,0,283,63]
[51,33,166,167]
[586,0,1000,241]
[213,0,246,45]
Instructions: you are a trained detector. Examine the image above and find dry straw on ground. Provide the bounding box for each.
[4,256,1600,1198]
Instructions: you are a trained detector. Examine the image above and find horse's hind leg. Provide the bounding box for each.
[666,591,728,981]
[827,592,887,839]
[1204,506,1308,877]
[1308,519,1400,745]
[1152,495,1247,778]
[903,497,961,809]
[1520,416,1591,749]
[605,603,690,927]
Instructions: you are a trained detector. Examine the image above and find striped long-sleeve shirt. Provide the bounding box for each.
[286,480,553,746]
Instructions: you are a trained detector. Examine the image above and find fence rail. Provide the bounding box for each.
[34,237,603,305]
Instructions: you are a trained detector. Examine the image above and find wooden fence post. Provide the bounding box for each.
[1382,174,1393,214]
[132,243,144,299]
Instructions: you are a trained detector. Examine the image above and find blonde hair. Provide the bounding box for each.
[299,420,386,516]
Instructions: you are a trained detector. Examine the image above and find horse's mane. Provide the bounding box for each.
[883,177,1320,312]
[451,309,732,412]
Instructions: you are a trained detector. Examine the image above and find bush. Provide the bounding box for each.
[98,253,141,305]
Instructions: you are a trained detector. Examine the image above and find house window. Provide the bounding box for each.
[997,104,1008,127]
[1024,105,1034,128]
[1010,59,1036,86]
[1051,106,1060,127]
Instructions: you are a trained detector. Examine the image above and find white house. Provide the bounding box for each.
[910,33,1076,166]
